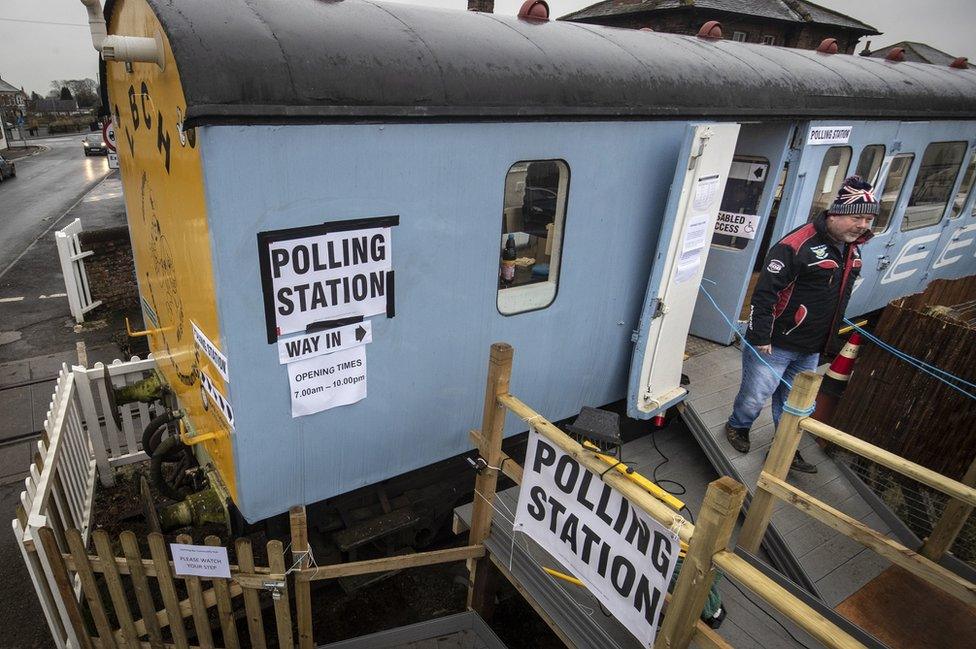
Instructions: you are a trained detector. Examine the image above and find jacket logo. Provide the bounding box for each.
[767,259,784,274]
[811,244,828,260]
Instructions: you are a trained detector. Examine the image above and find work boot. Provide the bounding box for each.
[790,452,818,474]
[725,423,750,453]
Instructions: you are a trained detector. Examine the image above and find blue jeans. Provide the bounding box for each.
[729,346,820,432]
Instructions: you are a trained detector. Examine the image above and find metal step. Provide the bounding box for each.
[333,507,421,552]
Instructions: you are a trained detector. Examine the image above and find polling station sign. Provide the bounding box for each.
[514,431,679,647]
[258,216,398,343]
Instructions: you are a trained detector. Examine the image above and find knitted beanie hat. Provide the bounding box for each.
[829,175,880,216]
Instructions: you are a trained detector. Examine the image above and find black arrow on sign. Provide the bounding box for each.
[754,167,764,179]
[355,325,367,342]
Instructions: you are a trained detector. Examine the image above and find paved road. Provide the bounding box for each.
[0,135,111,277]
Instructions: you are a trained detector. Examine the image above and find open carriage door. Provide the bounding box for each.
[628,123,740,419]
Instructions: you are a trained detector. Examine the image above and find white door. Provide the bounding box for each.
[628,123,740,419]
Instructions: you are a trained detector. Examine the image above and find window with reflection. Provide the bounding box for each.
[808,146,852,220]
[902,141,967,231]
[711,157,770,250]
[874,154,914,233]
[497,160,569,315]
[950,149,976,219]
[855,145,886,186]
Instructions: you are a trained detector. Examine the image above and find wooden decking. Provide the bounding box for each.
[681,341,893,608]
[455,426,822,648]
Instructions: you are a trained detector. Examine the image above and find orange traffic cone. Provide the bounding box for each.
[813,332,863,441]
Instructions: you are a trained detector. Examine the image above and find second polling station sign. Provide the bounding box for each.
[258,216,398,342]
[514,431,680,647]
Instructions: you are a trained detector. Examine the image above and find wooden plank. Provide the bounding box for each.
[175,534,214,649]
[655,477,746,649]
[499,393,695,544]
[758,472,976,606]
[921,455,976,561]
[204,536,239,649]
[92,530,142,648]
[38,527,93,649]
[148,534,190,649]
[120,532,164,649]
[66,528,118,649]
[713,550,865,649]
[802,418,976,508]
[738,371,821,554]
[299,545,485,581]
[467,343,514,616]
[234,539,266,649]
[267,541,294,649]
[289,507,314,649]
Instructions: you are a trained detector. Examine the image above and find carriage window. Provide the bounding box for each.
[855,145,885,186]
[497,160,569,315]
[711,157,770,250]
[950,150,976,219]
[874,154,914,233]
[902,141,967,231]
[808,146,852,220]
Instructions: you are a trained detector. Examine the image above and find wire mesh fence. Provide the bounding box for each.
[835,449,976,564]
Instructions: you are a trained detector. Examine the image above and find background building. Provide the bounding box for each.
[560,0,880,54]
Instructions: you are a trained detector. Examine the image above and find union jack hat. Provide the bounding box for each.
[829,175,880,216]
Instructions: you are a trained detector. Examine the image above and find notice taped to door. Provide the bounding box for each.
[258,216,398,342]
[287,345,367,417]
[514,431,679,647]
[714,210,760,239]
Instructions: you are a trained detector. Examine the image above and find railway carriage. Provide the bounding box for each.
[97,0,976,530]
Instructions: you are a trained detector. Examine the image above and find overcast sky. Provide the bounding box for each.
[1,0,973,96]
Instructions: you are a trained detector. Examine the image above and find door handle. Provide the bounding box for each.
[876,255,890,271]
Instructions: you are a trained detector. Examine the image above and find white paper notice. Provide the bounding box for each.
[288,345,367,417]
[807,125,852,146]
[693,174,721,211]
[714,210,760,239]
[171,543,231,579]
[675,212,710,283]
[277,320,372,364]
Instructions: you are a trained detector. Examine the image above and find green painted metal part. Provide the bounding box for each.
[158,468,232,533]
[114,370,166,404]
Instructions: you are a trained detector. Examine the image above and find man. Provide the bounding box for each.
[726,175,876,473]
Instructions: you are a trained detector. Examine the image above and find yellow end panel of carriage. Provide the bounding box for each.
[106,0,236,500]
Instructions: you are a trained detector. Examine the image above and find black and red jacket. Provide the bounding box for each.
[745,213,872,353]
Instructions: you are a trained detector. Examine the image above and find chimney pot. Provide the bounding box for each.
[697,21,722,40]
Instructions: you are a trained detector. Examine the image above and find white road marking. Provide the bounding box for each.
[0,296,25,303]
[39,293,67,299]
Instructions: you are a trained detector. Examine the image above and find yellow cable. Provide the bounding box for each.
[581,440,685,512]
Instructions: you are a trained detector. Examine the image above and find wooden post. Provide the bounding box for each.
[146,533,190,649]
[38,527,93,649]
[176,533,214,649]
[655,477,746,649]
[120,531,164,649]
[466,343,513,615]
[290,506,314,649]
[92,530,141,647]
[267,540,294,649]
[921,455,976,561]
[205,536,240,649]
[738,371,821,554]
[235,539,267,649]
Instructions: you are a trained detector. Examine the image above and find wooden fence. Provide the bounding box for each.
[12,356,161,648]
[738,371,976,606]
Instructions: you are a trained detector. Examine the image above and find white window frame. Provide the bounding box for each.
[732,31,748,42]
[761,35,775,45]
[497,160,569,315]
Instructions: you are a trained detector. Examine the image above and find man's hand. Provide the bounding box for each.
[756,344,773,355]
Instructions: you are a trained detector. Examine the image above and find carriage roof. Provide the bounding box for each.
[113,0,976,126]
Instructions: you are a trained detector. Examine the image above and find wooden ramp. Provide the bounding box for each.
[455,427,823,648]
[680,340,893,607]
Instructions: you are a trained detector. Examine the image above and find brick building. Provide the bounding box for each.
[0,76,27,121]
[560,0,879,54]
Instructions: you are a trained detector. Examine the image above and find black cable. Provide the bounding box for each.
[725,577,814,649]
[650,427,688,497]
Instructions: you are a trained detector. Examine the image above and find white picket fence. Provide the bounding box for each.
[11,355,161,649]
[55,218,102,323]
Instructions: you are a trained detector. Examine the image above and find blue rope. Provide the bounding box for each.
[782,403,816,417]
[698,282,794,391]
[842,318,976,401]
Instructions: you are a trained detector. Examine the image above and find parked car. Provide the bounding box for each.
[82,136,108,156]
[0,155,15,182]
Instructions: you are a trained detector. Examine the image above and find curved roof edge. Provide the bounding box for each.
[109,0,976,127]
